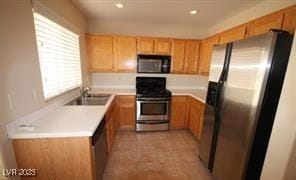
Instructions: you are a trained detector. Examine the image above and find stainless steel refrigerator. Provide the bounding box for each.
[199,30,293,180]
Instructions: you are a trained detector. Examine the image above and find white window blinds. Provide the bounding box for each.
[33,12,82,100]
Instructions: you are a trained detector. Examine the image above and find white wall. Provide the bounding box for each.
[92,73,208,90]
[89,19,209,39]
[0,0,88,172]
[260,30,296,180]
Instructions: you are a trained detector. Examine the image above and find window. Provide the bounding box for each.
[33,12,82,100]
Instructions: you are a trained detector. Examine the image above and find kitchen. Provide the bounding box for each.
[1,0,296,180]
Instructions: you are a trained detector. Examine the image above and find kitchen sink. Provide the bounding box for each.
[65,94,111,106]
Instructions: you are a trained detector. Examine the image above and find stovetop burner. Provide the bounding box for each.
[136,88,172,98]
[136,77,172,98]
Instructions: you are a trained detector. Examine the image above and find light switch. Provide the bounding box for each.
[33,88,38,101]
[7,93,14,109]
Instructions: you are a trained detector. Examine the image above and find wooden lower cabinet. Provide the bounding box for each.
[13,137,94,180]
[188,97,205,140]
[170,96,188,129]
[12,98,121,180]
[170,95,205,140]
[188,98,201,138]
[106,98,117,154]
[117,95,136,130]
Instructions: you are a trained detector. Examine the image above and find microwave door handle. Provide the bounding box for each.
[156,63,161,72]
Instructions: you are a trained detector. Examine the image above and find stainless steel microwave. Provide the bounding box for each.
[137,55,171,73]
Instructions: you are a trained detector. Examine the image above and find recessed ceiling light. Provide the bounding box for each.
[116,3,125,8]
[190,10,199,15]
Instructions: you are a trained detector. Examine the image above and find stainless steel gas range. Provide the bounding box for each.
[136,77,172,132]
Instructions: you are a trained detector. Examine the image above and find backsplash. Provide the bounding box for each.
[91,73,209,89]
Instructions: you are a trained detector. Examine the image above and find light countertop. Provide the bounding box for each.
[6,88,206,139]
[6,95,116,139]
[171,89,207,103]
[91,88,207,103]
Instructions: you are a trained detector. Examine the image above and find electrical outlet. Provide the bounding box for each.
[7,93,14,109]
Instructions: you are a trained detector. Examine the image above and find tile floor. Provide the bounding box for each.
[103,130,214,180]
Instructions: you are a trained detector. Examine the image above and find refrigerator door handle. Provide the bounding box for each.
[214,42,233,109]
[219,43,233,82]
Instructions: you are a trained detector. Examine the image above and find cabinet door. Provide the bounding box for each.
[114,36,137,72]
[171,39,186,73]
[106,110,114,154]
[13,137,94,179]
[219,24,248,44]
[282,5,296,34]
[137,37,154,54]
[170,96,188,129]
[188,98,201,139]
[154,38,172,55]
[184,40,200,74]
[117,96,135,130]
[198,35,220,75]
[87,34,114,72]
[248,12,284,37]
[106,99,116,154]
[189,98,201,139]
[114,96,120,130]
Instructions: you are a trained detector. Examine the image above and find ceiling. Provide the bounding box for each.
[73,0,264,28]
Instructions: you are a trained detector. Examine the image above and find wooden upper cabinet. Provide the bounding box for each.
[137,37,154,54]
[198,35,220,75]
[282,5,296,34]
[184,40,200,74]
[137,37,172,55]
[170,96,188,129]
[220,24,248,44]
[87,34,114,72]
[247,12,284,37]
[171,39,186,73]
[113,36,137,72]
[154,38,171,55]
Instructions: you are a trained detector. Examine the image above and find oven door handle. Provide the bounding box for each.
[137,100,170,104]
[137,121,169,124]
[136,98,171,101]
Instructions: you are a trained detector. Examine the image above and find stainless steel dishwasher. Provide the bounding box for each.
[92,118,107,180]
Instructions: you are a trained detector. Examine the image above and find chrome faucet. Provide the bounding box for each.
[80,85,91,98]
